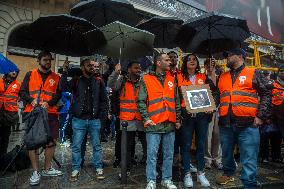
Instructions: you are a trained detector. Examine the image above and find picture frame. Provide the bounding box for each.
[181,84,216,113]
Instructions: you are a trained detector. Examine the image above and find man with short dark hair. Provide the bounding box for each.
[216,48,271,189]
[20,51,62,186]
[61,58,108,182]
[138,53,181,189]
[108,61,146,175]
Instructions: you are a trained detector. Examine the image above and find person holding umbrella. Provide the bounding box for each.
[137,53,181,189]
[216,48,271,188]
[61,58,108,182]
[20,51,63,186]
[177,54,218,188]
[0,69,21,158]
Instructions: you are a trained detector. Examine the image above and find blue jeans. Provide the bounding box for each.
[181,114,209,173]
[220,125,260,189]
[72,117,102,171]
[146,132,175,182]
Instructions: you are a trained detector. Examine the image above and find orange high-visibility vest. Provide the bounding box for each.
[143,71,176,125]
[119,81,142,121]
[177,72,206,108]
[0,79,20,112]
[218,67,259,117]
[272,82,284,106]
[24,69,60,114]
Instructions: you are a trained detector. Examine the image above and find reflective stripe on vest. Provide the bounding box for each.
[177,72,206,108]
[143,71,176,125]
[218,67,259,117]
[119,81,142,121]
[24,69,60,114]
[272,82,284,105]
[0,79,20,112]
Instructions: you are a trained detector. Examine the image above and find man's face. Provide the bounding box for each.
[93,61,100,74]
[226,53,241,68]
[279,69,284,80]
[128,63,141,77]
[168,53,178,68]
[157,54,171,71]
[82,60,97,76]
[38,55,52,71]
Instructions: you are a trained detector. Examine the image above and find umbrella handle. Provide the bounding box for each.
[119,47,121,64]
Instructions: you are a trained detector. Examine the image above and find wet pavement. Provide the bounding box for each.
[1,128,284,189]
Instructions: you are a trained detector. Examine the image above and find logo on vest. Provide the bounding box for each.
[168,81,173,90]
[239,76,246,84]
[49,79,55,86]
[12,84,17,91]
[198,79,204,85]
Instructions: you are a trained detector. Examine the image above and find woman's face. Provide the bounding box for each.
[186,55,198,70]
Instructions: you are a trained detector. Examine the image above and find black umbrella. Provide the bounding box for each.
[136,16,183,48]
[70,0,141,27]
[86,21,155,61]
[176,12,250,56]
[28,14,106,56]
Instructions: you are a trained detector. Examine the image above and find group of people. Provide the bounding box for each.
[0,47,283,189]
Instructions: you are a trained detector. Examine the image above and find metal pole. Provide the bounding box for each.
[120,121,128,184]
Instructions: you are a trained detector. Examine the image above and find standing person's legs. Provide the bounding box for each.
[204,114,214,167]
[81,132,88,167]
[211,114,222,166]
[126,131,136,170]
[259,130,269,161]
[137,131,147,161]
[146,133,161,182]
[195,117,209,172]
[71,117,88,171]
[114,119,121,166]
[181,117,195,174]
[238,126,260,189]
[0,124,12,156]
[270,130,282,161]
[161,132,175,181]
[88,119,103,170]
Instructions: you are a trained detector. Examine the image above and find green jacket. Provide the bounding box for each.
[137,70,181,133]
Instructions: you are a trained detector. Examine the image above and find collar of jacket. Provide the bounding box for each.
[277,76,284,87]
[230,64,245,73]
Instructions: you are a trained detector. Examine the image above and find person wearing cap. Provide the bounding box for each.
[0,69,21,157]
[272,64,284,139]
[216,48,271,188]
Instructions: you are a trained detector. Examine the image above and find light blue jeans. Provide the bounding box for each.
[72,117,102,171]
[220,125,260,189]
[146,132,175,182]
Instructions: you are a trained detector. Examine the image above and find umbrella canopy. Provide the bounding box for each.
[176,12,250,56]
[136,16,183,48]
[28,14,106,56]
[0,54,19,74]
[86,21,155,60]
[70,0,141,27]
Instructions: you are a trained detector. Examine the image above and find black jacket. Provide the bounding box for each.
[218,65,271,127]
[60,73,108,120]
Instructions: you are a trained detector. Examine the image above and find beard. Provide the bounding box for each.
[226,60,235,69]
[40,63,51,71]
[85,69,94,76]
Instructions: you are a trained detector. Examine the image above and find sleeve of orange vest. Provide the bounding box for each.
[137,78,151,123]
[252,70,272,120]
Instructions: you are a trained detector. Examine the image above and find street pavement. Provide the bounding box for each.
[1,129,284,189]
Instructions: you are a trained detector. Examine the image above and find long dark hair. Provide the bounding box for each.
[181,53,201,80]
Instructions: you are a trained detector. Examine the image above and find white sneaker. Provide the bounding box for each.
[190,164,197,173]
[96,168,105,180]
[184,172,193,188]
[42,167,63,176]
[161,180,177,189]
[197,172,210,187]
[29,171,41,186]
[146,180,156,189]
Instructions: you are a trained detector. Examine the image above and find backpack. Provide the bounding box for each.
[23,107,52,150]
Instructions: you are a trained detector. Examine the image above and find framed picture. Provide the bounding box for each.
[181,84,216,113]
